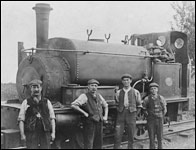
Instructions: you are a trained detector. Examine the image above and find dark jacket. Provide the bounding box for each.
[24,97,51,132]
[146,95,165,118]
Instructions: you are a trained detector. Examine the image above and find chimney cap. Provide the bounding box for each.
[33,3,53,11]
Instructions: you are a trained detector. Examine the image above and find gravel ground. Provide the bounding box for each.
[163,130,195,149]
[122,130,195,149]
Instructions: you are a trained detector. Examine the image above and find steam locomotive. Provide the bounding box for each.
[1,3,191,149]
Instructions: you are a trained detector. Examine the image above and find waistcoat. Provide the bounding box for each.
[147,95,164,118]
[25,97,51,132]
[118,88,137,113]
[83,92,103,122]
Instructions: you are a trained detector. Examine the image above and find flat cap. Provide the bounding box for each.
[121,73,133,80]
[87,79,100,85]
[149,82,159,88]
[29,79,42,86]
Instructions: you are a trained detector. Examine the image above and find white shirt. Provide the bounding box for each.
[116,87,142,108]
[123,87,131,107]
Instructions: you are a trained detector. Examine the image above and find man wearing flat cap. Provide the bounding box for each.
[114,74,142,149]
[142,82,167,149]
[18,79,56,149]
[71,79,108,149]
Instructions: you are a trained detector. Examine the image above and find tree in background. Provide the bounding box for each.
[171,1,195,66]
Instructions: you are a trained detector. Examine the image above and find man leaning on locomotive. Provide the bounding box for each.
[71,79,108,149]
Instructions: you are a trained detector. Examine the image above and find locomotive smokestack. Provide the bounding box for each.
[33,3,52,48]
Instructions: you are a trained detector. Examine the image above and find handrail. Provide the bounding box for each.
[21,47,152,58]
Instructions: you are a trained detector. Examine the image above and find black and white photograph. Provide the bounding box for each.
[1,1,195,149]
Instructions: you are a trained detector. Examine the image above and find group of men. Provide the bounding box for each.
[18,73,167,149]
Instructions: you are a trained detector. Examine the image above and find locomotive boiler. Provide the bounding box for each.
[1,3,191,149]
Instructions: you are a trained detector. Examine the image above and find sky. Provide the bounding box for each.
[1,1,175,83]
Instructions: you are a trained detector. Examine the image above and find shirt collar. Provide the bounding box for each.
[151,94,158,99]
[123,86,132,92]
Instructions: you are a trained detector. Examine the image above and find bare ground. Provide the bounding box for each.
[133,130,195,149]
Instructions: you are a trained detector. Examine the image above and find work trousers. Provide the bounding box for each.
[114,109,136,149]
[83,119,103,149]
[26,131,51,149]
[147,117,163,149]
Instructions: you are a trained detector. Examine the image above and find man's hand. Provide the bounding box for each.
[103,116,108,121]
[84,112,89,117]
[136,108,141,116]
[51,132,55,141]
[143,110,148,117]
[21,133,26,141]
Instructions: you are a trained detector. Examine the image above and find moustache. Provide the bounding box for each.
[33,91,40,94]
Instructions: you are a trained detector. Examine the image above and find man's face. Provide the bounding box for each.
[88,83,98,94]
[150,86,158,95]
[30,84,42,97]
[122,78,132,87]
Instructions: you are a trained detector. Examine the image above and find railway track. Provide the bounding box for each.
[103,119,195,149]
